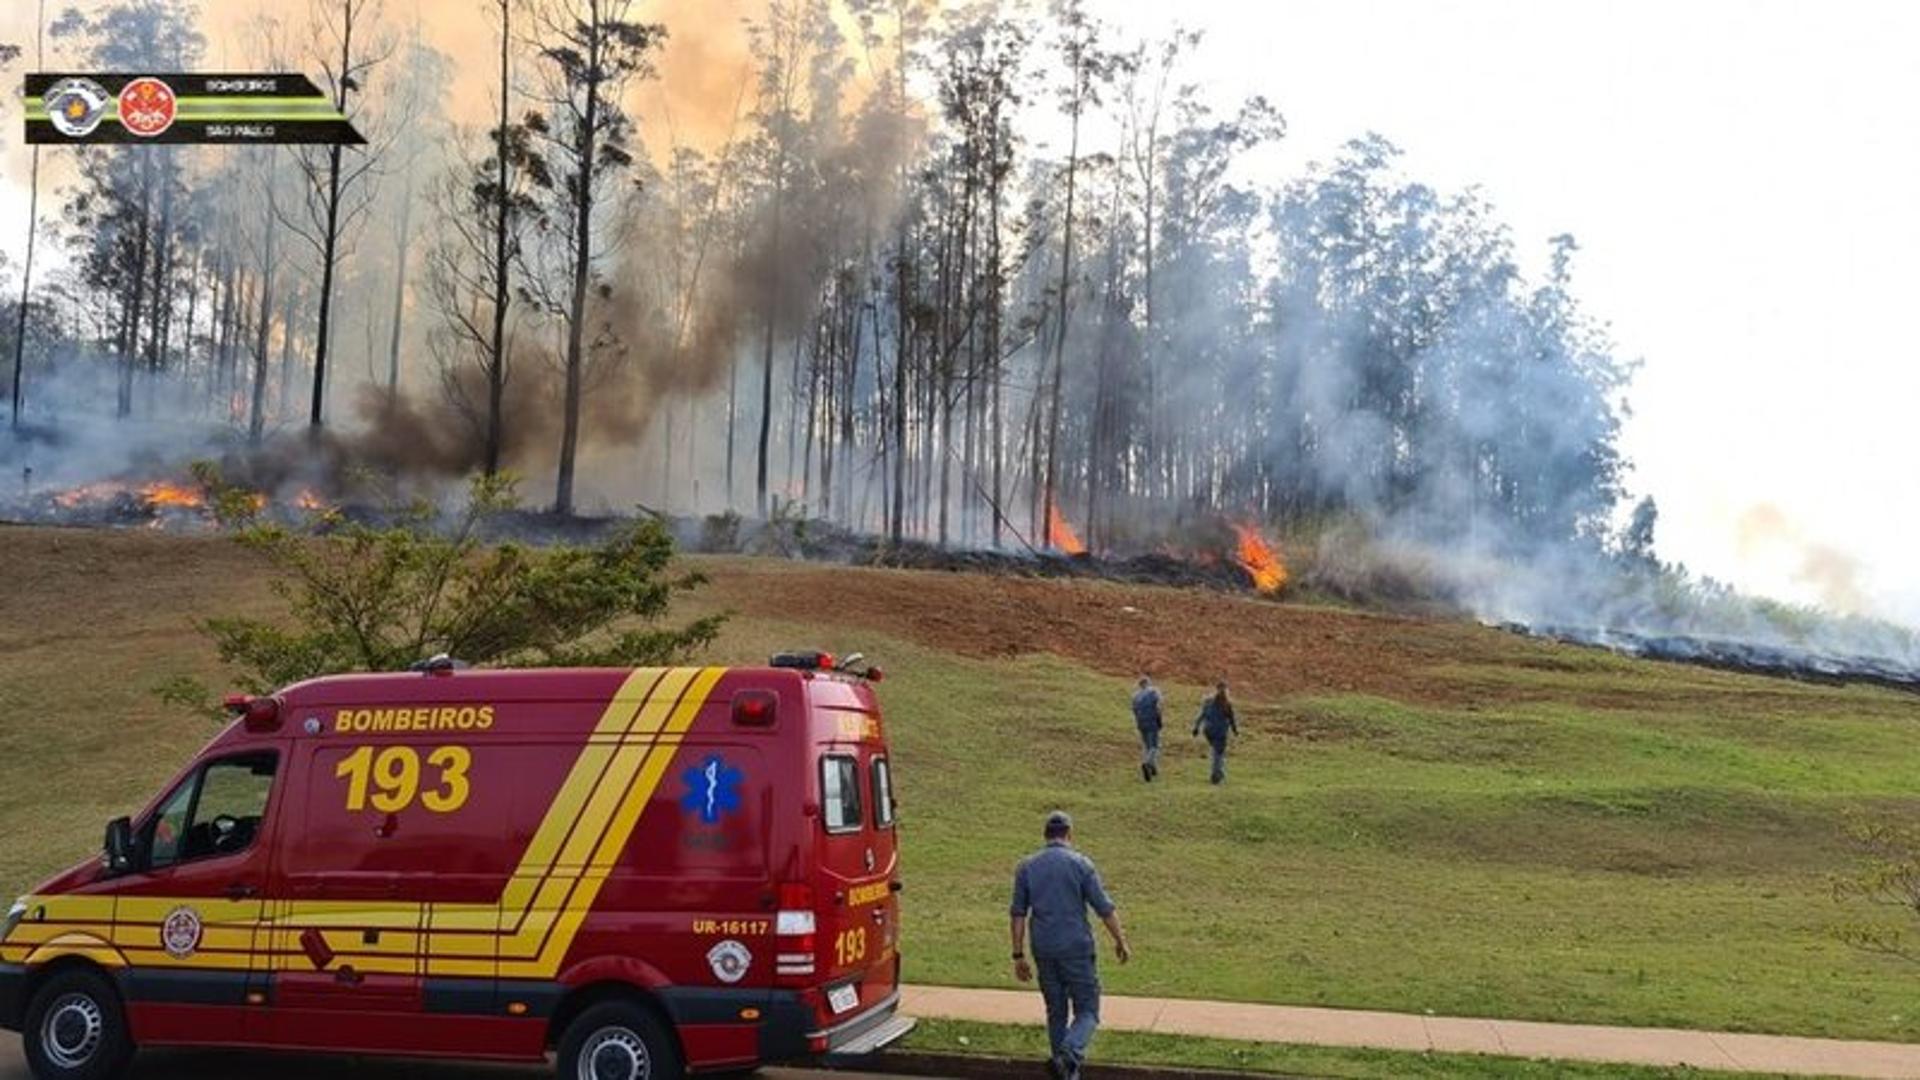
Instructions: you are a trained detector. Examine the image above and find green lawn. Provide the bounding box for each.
[722,625,1920,1042]
[901,1018,1838,1080]
[3,527,1919,1047]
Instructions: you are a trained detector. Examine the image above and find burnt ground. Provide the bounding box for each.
[680,555,1881,714]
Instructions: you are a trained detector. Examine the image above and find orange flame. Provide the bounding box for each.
[1231,523,1288,594]
[140,481,205,510]
[52,482,130,508]
[1046,504,1087,555]
[294,489,334,513]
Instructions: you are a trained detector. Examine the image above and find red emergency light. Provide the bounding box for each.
[223,694,281,733]
[732,689,777,727]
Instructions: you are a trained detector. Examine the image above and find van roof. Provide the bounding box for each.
[274,665,877,708]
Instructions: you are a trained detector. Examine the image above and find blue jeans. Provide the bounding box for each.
[1138,724,1161,769]
[1036,952,1101,1068]
[1208,736,1227,783]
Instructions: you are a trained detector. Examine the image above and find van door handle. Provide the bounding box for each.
[227,882,257,900]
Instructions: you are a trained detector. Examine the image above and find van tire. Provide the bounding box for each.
[20,968,134,1080]
[555,999,683,1080]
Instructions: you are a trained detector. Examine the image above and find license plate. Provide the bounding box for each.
[827,983,860,1015]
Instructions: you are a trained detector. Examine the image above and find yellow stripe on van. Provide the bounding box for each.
[496,666,717,966]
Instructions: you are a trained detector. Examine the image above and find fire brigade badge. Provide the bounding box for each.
[680,755,743,825]
[160,905,203,959]
[706,939,751,984]
[43,78,109,138]
[118,77,178,138]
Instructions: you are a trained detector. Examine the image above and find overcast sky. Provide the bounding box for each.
[2,0,1916,626]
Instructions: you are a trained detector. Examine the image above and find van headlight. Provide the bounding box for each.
[2,899,24,943]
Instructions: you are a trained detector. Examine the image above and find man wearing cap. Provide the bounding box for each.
[1010,811,1131,1080]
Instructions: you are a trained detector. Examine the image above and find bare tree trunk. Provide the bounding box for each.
[483,0,512,478]
[725,351,739,507]
[180,247,201,394]
[552,2,606,517]
[278,288,298,418]
[1043,101,1080,548]
[10,141,39,429]
[307,1,360,432]
[214,255,236,408]
[249,189,279,445]
[384,162,416,397]
[119,149,156,418]
[889,252,909,544]
[9,0,45,428]
[754,177,787,518]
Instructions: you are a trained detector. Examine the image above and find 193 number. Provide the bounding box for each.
[336,746,472,813]
[834,927,868,967]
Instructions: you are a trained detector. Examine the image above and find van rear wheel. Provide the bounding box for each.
[556,1000,683,1080]
[21,968,134,1080]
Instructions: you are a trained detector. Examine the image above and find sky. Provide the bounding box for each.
[1,0,1917,626]
[1096,0,1920,626]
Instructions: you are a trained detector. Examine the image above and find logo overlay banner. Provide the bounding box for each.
[25,73,365,145]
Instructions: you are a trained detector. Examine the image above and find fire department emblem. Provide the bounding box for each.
[43,78,109,138]
[680,755,743,825]
[706,939,751,984]
[117,77,178,138]
[160,905,203,959]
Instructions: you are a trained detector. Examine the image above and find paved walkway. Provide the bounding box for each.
[903,985,1920,1079]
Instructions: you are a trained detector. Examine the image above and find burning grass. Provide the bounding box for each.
[1045,503,1087,555]
[1231,522,1288,594]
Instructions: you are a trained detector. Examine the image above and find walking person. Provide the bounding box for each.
[1192,680,1239,784]
[1131,676,1164,781]
[1010,811,1131,1080]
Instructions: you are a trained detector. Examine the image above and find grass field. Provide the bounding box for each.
[899,1018,1841,1080]
[3,524,1919,1047]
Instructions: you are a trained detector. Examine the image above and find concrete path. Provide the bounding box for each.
[903,985,1920,1079]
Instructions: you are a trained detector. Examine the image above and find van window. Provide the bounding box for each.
[147,753,277,870]
[872,757,896,829]
[821,755,863,834]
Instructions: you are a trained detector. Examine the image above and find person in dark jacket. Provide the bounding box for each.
[1130,676,1164,781]
[1192,680,1238,784]
[1011,811,1131,1080]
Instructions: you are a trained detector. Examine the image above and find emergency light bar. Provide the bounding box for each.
[770,651,836,670]
[768,650,884,681]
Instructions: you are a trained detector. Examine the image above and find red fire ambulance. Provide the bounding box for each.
[0,654,912,1079]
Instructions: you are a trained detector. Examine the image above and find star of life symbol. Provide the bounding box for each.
[680,754,743,825]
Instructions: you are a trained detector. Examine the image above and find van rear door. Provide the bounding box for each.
[812,701,899,1025]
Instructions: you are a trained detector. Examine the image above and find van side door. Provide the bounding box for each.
[261,736,431,1050]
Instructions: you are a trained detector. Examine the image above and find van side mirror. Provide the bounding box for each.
[104,817,135,874]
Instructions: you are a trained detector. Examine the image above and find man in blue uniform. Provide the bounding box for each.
[1192,680,1238,784]
[1010,811,1131,1080]
[1131,676,1164,781]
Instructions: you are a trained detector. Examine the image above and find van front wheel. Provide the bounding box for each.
[21,969,134,1080]
[556,1000,683,1080]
